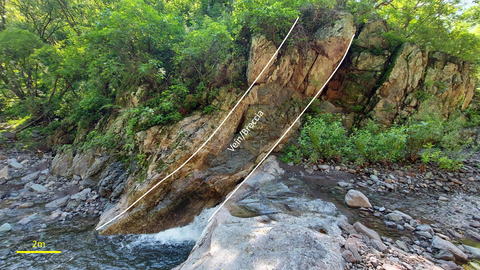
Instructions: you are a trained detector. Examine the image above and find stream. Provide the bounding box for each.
[0,195,216,270]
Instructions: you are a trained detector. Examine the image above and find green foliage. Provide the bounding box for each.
[375,0,480,64]
[82,130,117,150]
[302,114,347,160]
[279,144,303,164]
[283,112,471,171]
[421,143,463,171]
[233,0,300,44]
[350,120,407,164]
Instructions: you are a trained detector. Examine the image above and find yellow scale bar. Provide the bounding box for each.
[17,251,61,253]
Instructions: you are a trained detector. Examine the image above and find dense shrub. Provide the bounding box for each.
[281,113,472,171]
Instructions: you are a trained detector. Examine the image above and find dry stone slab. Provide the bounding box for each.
[353,222,381,241]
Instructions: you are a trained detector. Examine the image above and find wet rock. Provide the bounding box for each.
[345,190,372,208]
[439,196,449,201]
[29,184,47,193]
[431,236,468,263]
[0,223,12,232]
[45,195,71,209]
[353,222,381,241]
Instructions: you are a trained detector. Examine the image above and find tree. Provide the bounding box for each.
[0,29,45,100]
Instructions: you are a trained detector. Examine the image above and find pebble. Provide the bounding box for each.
[18,217,31,225]
[29,184,48,193]
[0,223,12,232]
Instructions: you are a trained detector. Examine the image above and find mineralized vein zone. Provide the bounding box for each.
[227,110,264,152]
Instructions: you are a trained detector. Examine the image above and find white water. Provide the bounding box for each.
[127,206,218,247]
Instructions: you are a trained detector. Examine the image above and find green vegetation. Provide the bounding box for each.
[0,0,478,162]
[280,112,473,171]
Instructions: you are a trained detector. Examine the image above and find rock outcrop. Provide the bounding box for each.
[54,11,354,234]
[49,15,475,236]
[174,156,346,270]
[324,20,475,125]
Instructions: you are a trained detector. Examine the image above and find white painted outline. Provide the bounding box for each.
[208,34,355,222]
[96,17,300,231]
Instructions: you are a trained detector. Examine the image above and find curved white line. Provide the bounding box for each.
[96,17,300,231]
[208,34,356,222]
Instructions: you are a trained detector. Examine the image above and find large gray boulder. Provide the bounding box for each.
[431,236,468,263]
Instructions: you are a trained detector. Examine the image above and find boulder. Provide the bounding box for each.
[431,236,468,263]
[29,184,47,193]
[71,188,91,201]
[173,157,346,270]
[341,250,357,263]
[21,171,40,182]
[8,159,22,169]
[45,195,70,209]
[345,190,372,208]
[353,222,381,241]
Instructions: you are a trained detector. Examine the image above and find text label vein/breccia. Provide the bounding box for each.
[227,110,264,152]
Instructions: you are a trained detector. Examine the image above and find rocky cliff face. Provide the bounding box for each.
[52,11,355,234]
[50,15,475,235]
[323,20,475,126]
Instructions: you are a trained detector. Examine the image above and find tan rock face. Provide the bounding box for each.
[323,20,474,125]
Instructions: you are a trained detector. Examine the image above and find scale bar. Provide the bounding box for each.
[17,251,61,253]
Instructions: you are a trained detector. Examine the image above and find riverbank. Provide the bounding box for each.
[2,142,480,269]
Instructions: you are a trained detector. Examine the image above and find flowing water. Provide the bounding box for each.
[1,200,216,270]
